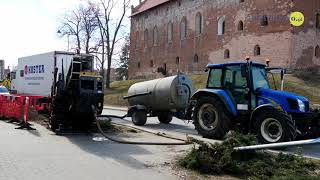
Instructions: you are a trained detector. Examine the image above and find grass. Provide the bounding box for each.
[104,73,320,106]
[178,133,320,179]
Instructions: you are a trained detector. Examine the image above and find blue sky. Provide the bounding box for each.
[0,0,139,69]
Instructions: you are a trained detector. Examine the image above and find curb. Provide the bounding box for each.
[104,106,127,112]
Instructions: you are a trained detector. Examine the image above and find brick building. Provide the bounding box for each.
[129,0,320,78]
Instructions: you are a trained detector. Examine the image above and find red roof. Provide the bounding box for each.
[132,0,170,16]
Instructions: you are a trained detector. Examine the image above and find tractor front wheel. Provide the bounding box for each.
[193,97,231,139]
[254,109,297,144]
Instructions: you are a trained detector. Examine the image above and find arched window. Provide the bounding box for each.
[315,45,320,58]
[144,29,148,48]
[150,60,154,67]
[135,31,140,49]
[218,16,225,35]
[194,54,199,63]
[238,21,244,31]
[180,17,187,39]
[316,13,320,29]
[254,45,261,56]
[195,12,202,35]
[167,21,173,42]
[261,15,268,26]
[176,57,180,64]
[224,49,230,59]
[153,26,158,46]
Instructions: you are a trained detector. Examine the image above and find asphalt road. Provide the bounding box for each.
[0,120,191,180]
[102,107,320,159]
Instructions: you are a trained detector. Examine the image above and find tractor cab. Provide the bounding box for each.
[206,62,270,112]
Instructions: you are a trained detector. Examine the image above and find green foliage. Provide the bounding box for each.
[178,133,320,179]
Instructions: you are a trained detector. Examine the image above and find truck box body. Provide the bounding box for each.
[11,51,93,97]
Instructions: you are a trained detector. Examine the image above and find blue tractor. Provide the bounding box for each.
[188,59,320,144]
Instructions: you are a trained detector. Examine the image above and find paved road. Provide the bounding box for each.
[102,107,320,159]
[0,120,190,180]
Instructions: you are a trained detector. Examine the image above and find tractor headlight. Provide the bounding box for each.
[297,99,305,112]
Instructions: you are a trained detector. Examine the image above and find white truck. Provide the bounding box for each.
[11,51,104,131]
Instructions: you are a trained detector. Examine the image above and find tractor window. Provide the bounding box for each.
[252,66,270,90]
[224,66,247,88]
[208,69,222,88]
[81,80,94,90]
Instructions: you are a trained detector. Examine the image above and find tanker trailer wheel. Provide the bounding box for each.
[158,114,173,124]
[193,97,231,139]
[254,109,297,144]
[132,111,147,126]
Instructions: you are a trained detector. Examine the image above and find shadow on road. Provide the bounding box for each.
[65,134,153,169]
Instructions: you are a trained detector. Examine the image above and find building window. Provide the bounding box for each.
[218,16,225,35]
[316,13,320,29]
[194,54,199,63]
[315,45,320,58]
[167,21,173,43]
[238,21,244,31]
[150,60,154,67]
[153,26,158,46]
[135,31,140,49]
[261,15,268,26]
[137,62,141,68]
[254,45,261,56]
[224,49,230,59]
[176,57,180,64]
[240,0,244,2]
[180,17,187,40]
[195,12,202,35]
[144,29,148,48]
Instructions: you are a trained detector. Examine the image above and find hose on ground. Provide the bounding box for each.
[95,114,191,145]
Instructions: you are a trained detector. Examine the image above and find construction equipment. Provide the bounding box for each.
[187,59,320,144]
[124,73,194,126]
[11,51,104,131]
[126,59,320,144]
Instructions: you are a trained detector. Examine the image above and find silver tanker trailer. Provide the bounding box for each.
[124,73,194,126]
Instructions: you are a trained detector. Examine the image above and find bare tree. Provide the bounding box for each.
[93,0,131,88]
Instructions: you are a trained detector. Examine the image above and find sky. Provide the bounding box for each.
[0,0,140,69]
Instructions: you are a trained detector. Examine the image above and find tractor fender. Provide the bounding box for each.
[191,89,237,116]
[127,105,148,117]
[249,104,279,127]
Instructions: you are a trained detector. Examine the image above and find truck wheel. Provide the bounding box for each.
[193,97,231,139]
[254,109,297,144]
[158,114,173,124]
[132,111,147,126]
[49,114,59,131]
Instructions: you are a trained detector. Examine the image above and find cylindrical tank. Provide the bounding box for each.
[127,73,194,111]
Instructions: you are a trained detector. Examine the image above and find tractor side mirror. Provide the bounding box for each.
[240,64,247,77]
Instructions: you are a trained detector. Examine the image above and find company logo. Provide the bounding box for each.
[24,65,45,75]
[290,11,304,27]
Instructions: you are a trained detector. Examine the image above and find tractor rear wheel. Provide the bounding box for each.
[193,97,231,139]
[158,114,173,124]
[132,111,147,126]
[254,109,297,144]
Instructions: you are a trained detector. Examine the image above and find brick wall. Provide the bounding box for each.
[129,0,319,78]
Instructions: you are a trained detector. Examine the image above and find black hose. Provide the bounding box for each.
[95,114,191,145]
